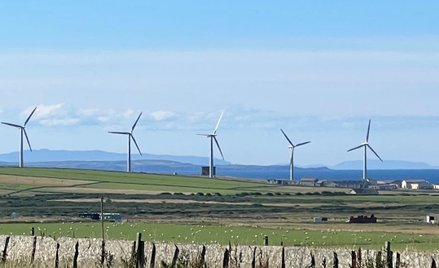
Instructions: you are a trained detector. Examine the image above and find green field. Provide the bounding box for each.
[0,167,300,195]
[1,167,439,250]
[1,222,438,251]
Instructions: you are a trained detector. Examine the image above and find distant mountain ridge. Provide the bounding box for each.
[0,149,230,166]
[331,160,439,170]
[0,149,437,172]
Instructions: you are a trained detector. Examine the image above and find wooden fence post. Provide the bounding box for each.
[333,252,338,268]
[31,235,37,263]
[54,243,60,268]
[281,246,285,268]
[170,244,180,268]
[73,241,79,268]
[135,233,145,268]
[357,248,362,268]
[395,253,400,268]
[432,257,437,268]
[198,245,206,267]
[385,241,393,268]
[223,248,230,268]
[264,235,268,246]
[31,227,35,236]
[150,243,156,268]
[251,247,256,268]
[309,252,316,268]
[351,250,357,268]
[376,251,383,268]
[1,236,10,263]
[322,257,327,268]
[101,239,106,265]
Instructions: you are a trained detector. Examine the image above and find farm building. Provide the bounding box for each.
[300,178,319,186]
[347,214,377,223]
[426,214,439,224]
[401,179,431,190]
[267,179,293,185]
[333,180,364,189]
[201,166,215,176]
[373,180,400,190]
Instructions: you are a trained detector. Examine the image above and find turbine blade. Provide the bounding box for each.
[214,137,224,160]
[367,144,383,162]
[23,129,32,152]
[24,107,37,126]
[196,134,210,137]
[280,129,294,146]
[108,131,130,135]
[366,119,371,142]
[296,141,311,147]
[213,111,224,134]
[347,144,365,152]
[131,135,142,156]
[131,112,142,133]
[1,122,22,128]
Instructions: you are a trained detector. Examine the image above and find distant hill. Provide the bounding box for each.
[0,160,331,180]
[0,149,230,166]
[331,160,438,170]
[1,149,438,180]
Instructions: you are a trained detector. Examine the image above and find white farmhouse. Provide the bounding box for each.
[401,179,431,190]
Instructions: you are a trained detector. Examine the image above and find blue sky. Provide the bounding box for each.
[0,1,439,166]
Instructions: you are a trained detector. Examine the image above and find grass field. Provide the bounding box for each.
[0,167,305,195]
[1,167,439,250]
[1,222,438,251]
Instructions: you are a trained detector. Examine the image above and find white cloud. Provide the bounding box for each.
[23,103,65,119]
[150,110,176,121]
[21,103,79,127]
[39,118,81,126]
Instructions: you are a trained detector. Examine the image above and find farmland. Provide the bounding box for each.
[1,167,439,250]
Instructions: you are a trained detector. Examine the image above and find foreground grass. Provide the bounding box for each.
[1,222,438,251]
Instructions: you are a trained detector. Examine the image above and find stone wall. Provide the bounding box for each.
[1,235,438,267]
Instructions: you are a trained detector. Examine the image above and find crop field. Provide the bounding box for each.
[1,167,439,250]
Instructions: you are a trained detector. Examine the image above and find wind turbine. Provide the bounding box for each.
[2,107,37,168]
[280,129,310,181]
[347,119,383,182]
[108,112,143,173]
[198,111,225,178]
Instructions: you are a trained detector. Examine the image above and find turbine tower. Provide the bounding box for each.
[108,112,143,173]
[347,119,383,182]
[280,129,310,181]
[198,111,225,178]
[2,107,37,168]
